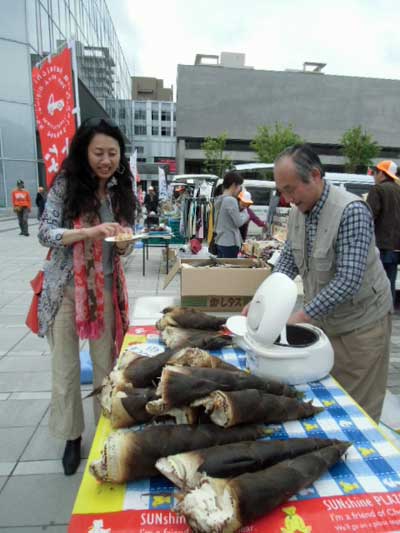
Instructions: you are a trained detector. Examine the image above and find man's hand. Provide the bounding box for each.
[241,303,250,316]
[287,309,311,325]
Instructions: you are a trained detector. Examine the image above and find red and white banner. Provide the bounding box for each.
[32,46,77,187]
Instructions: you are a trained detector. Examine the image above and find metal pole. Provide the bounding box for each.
[0,129,7,207]
[69,40,81,127]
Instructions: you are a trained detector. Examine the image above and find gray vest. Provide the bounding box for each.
[288,185,392,336]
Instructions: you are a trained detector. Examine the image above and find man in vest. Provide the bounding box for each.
[11,179,31,236]
[273,144,392,422]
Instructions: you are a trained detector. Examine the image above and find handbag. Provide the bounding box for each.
[208,198,224,255]
[208,232,218,255]
[25,250,51,334]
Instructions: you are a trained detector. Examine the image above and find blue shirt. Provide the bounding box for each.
[274,182,374,319]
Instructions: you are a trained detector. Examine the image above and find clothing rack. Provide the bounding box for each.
[179,196,212,241]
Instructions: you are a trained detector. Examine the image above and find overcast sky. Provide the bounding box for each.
[107,0,400,92]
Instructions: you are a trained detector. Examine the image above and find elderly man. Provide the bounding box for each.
[273,144,392,422]
[367,160,400,303]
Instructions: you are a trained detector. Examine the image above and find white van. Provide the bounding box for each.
[172,174,219,185]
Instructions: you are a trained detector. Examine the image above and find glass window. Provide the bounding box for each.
[134,125,147,135]
[161,126,171,136]
[40,5,51,53]
[135,109,146,120]
[137,157,146,162]
[151,103,159,120]
[245,186,273,206]
[136,146,144,154]
[152,126,159,135]
[161,111,171,121]
[26,0,39,52]
[119,107,126,119]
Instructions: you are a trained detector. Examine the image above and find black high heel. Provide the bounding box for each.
[62,436,82,475]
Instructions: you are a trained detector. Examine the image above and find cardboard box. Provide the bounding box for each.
[163,258,271,311]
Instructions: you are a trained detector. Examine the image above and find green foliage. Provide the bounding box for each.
[341,126,380,173]
[202,133,231,177]
[250,123,303,164]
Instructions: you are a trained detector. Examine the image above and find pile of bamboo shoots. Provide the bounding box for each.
[88,306,351,533]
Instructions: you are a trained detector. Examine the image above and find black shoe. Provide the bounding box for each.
[62,437,81,475]
[23,233,30,236]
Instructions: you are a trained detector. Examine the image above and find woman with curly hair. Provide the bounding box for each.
[38,118,138,475]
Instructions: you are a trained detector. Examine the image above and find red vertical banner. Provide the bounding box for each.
[32,47,77,187]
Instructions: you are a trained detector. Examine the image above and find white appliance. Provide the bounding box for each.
[226,273,334,385]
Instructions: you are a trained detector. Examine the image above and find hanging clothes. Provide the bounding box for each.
[179,197,212,241]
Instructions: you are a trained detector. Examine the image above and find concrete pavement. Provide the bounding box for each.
[0,216,399,531]
[0,218,179,531]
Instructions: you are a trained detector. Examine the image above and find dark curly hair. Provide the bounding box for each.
[60,118,138,226]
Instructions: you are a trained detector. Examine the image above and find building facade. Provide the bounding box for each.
[105,98,176,182]
[0,0,131,207]
[176,55,400,174]
[132,76,173,101]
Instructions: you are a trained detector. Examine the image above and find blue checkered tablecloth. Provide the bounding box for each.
[120,341,400,512]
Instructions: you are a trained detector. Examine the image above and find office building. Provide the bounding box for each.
[0,0,131,206]
[132,76,173,101]
[176,52,400,173]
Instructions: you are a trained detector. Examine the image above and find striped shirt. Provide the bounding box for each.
[274,182,374,319]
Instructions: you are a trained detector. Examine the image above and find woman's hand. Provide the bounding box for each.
[84,222,124,240]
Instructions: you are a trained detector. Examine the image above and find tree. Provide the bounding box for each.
[341,126,380,173]
[202,133,231,177]
[250,123,303,164]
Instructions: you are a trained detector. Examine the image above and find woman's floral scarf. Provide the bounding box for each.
[73,215,129,356]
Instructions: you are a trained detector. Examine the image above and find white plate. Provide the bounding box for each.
[105,233,147,243]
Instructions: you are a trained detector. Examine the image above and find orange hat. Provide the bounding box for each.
[376,160,398,181]
[238,190,253,205]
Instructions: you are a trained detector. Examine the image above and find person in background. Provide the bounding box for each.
[271,144,392,422]
[11,179,31,236]
[367,160,400,304]
[214,172,249,258]
[238,190,268,242]
[144,185,159,213]
[38,118,138,476]
[35,186,46,219]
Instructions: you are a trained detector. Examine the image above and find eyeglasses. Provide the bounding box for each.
[83,117,119,129]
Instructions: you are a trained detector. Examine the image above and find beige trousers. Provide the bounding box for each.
[330,313,391,423]
[47,286,115,440]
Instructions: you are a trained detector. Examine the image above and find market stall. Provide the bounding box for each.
[69,303,400,533]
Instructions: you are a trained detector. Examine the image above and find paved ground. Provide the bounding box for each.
[0,216,179,532]
[0,215,399,531]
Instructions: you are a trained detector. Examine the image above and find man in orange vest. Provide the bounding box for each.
[11,180,31,236]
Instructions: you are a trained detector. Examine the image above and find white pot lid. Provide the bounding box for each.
[227,272,298,347]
